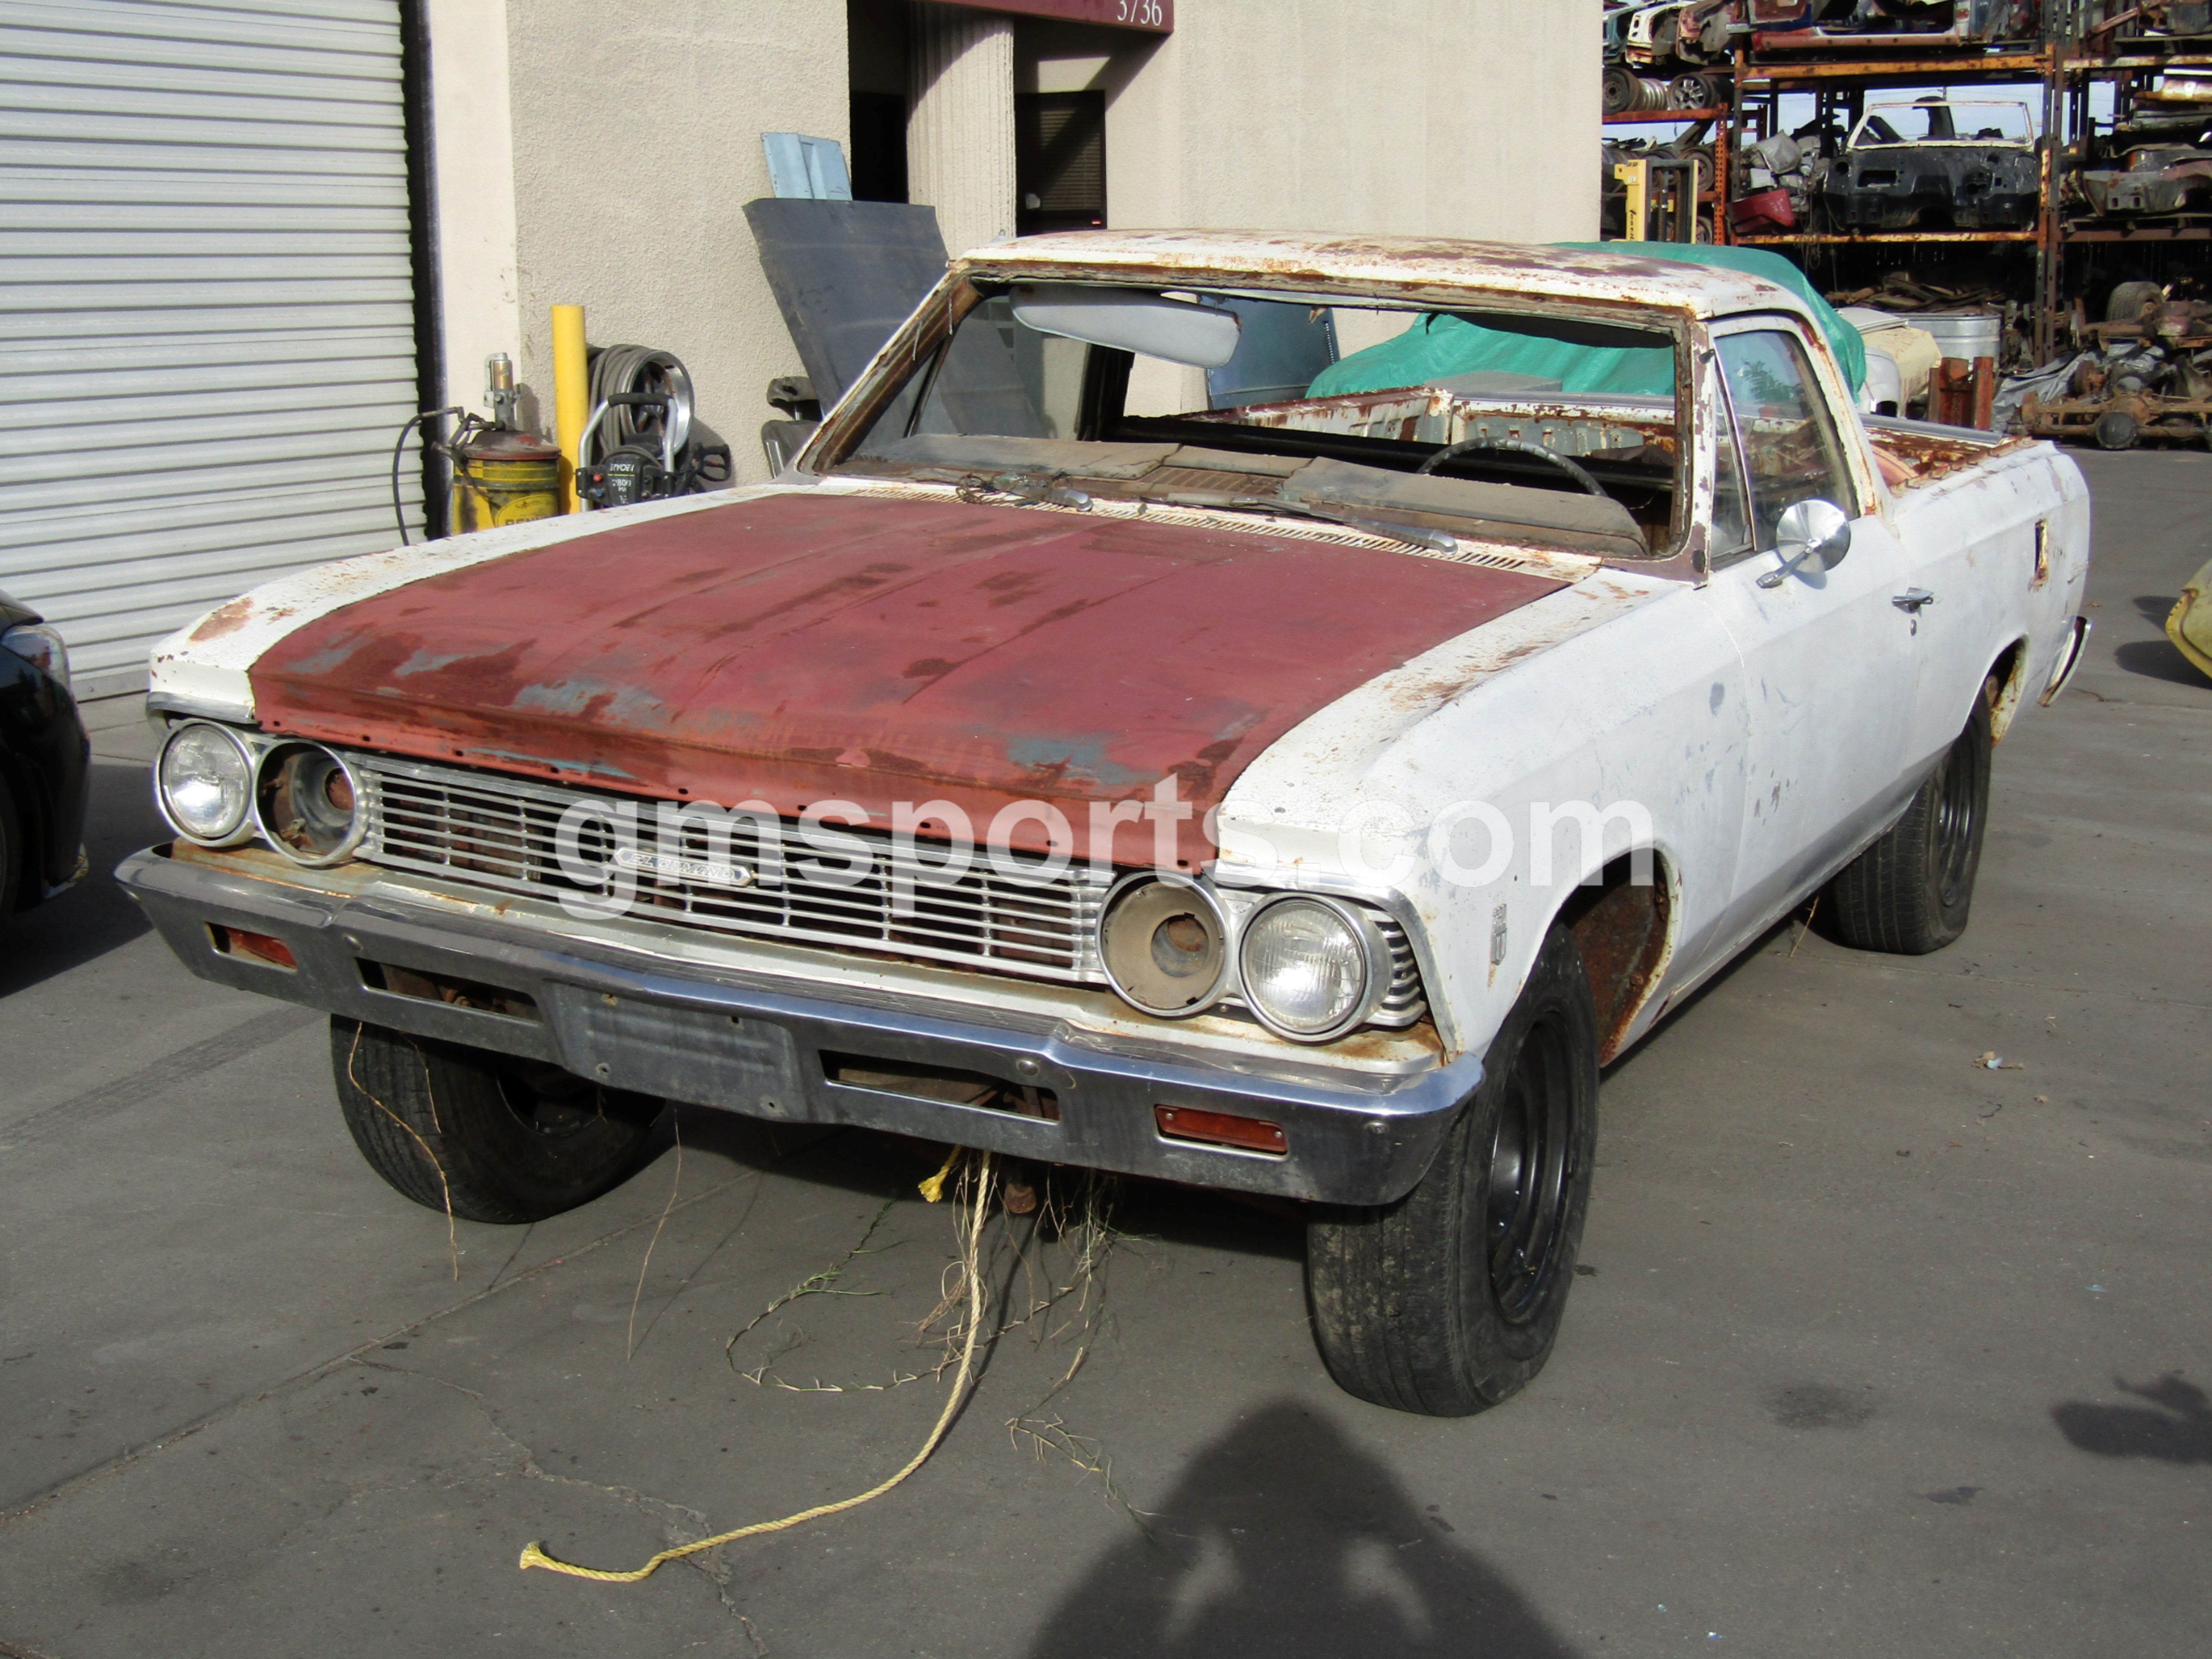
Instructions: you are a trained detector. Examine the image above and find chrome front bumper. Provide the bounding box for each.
[118,845,1477,1206]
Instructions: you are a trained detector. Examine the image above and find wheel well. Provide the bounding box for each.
[1986,637,2028,741]
[1556,851,1673,1065]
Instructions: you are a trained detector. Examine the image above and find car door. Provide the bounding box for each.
[1695,318,1922,936]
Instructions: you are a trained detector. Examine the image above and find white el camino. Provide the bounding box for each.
[125,232,2091,1416]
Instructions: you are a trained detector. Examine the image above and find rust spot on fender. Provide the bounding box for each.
[1567,866,1671,1063]
[189,596,260,641]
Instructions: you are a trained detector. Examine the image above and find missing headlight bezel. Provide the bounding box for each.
[1098,872,1233,1018]
[253,739,368,867]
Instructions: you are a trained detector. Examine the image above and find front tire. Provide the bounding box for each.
[1307,925,1599,1416]
[331,1018,660,1223]
[1826,686,1993,955]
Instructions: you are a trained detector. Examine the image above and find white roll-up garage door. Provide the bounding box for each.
[0,0,419,700]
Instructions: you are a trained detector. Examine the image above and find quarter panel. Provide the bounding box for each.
[1891,442,2090,763]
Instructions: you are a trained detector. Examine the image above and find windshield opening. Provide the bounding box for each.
[820,279,1686,562]
[1853,100,2034,147]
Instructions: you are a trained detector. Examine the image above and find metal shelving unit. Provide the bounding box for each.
[1606,6,2212,363]
[1602,106,1732,243]
[1729,33,2071,356]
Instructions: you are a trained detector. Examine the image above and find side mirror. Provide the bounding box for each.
[1756,498,1853,589]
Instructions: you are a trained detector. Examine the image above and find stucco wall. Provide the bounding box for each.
[498,0,849,482]
[1038,0,1598,243]
[439,0,1595,484]
[425,0,521,419]
[1027,0,1598,412]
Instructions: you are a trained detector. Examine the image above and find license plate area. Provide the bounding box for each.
[547,987,805,1117]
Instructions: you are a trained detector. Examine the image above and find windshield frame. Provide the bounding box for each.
[799,268,1704,566]
[1849,100,2036,149]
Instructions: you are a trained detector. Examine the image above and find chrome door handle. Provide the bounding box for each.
[1893,589,1936,634]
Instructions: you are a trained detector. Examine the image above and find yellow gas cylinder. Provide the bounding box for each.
[449,426,562,534]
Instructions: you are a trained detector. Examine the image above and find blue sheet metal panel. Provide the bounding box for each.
[761,132,854,202]
[1203,296,1339,410]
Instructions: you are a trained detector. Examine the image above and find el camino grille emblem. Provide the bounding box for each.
[611,846,757,888]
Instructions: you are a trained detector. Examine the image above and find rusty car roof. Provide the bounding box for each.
[959,229,1815,324]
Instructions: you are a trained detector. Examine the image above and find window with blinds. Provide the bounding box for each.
[1015,89,1106,237]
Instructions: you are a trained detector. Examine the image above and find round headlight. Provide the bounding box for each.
[157,722,253,844]
[254,741,366,866]
[1099,875,1230,1017]
[1237,896,1386,1042]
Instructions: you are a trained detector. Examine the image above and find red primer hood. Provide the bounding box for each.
[250,490,1560,866]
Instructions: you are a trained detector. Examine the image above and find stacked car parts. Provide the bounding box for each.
[2009,284,2212,447]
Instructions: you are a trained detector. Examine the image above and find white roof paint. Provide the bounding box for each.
[963,229,1816,325]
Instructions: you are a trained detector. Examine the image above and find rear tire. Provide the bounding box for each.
[1306,925,1599,1416]
[1827,687,1993,954]
[331,1018,660,1223]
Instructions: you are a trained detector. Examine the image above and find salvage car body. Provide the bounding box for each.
[1820,99,2041,231]
[1749,0,2037,47]
[122,232,2090,1209]
[2074,144,2212,216]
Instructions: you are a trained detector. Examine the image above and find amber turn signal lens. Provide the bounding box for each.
[1154,1104,1287,1156]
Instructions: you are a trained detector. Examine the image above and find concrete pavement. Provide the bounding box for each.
[1,450,2206,1656]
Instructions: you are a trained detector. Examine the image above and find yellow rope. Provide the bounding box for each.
[518,1149,992,1584]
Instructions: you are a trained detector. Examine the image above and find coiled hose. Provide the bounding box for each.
[580,344,693,471]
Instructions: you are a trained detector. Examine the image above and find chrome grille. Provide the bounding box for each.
[352,753,1108,983]
[1370,915,1427,1027]
[346,750,1426,1024]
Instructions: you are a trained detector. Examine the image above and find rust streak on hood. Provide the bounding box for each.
[250,492,1562,866]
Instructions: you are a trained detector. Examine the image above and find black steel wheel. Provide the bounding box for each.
[1827,686,1993,955]
[1484,1013,1579,1326]
[331,1017,662,1223]
[1307,924,1599,1417]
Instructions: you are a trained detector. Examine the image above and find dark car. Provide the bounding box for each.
[1819,97,2040,231]
[0,586,90,921]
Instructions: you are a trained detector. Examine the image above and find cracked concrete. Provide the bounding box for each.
[1,451,2207,1656]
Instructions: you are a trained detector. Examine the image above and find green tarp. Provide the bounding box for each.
[1307,243,1867,402]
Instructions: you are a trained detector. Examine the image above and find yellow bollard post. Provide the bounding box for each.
[551,304,588,514]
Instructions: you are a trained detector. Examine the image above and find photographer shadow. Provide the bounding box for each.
[1027,1399,1574,1659]
[2051,1372,2212,1465]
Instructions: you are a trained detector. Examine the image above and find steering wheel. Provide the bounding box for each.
[1413,435,1609,498]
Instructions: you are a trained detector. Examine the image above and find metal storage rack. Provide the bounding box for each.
[1604,6,2212,362]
